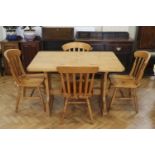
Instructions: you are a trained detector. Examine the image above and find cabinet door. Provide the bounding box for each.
[1,42,19,75]
[42,40,73,50]
[137,26,155,49]
[20,41,40,69]
[104,42,133,72]
[91,44,104,51]
[144,55,154,75]
[137,26,155,75]
[77,41,105,51]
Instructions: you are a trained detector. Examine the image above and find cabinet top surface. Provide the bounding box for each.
[0,40,40,43]
[75,38,134,42]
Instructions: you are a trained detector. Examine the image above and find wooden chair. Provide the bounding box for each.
[57,66,98,123]
[4,49,46,112]
[62,42,93,52]
[109,51,151,113]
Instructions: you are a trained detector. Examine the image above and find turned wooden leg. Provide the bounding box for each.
[62,98,68,121]
[86,98,93,123]
[30,88,36,97]
[44,72,52,116]
[133,88,138,113]
[109,87,117,111]
[129,88,132,98]
[23,87,26,97]
[43,80,46,95]
[37,87,46,112]
[15,87,23,113]
[102,72,108,115]
[99,73,104,114]
[119,89,125,97]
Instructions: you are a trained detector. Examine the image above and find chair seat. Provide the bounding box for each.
[110,74,134,80]
[19,75,44,87]
[25,73,45,78]
[110,77,140,88]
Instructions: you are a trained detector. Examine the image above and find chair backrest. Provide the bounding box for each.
[129,51,151,83]
[4,49,25,85]
[62,42,93,52]
[57,66,98,98]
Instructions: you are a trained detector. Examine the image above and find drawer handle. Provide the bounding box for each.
[116,47,122,51]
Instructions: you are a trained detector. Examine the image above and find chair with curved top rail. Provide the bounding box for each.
[4,49,46,112]
[57,66,98,123]
[62,41,93,52]
[109,51,151,113]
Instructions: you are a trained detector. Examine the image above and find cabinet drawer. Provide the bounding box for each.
[1,42,19,52]
[104,43,132,53]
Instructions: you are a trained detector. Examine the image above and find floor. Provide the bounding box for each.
[0,75,155,129]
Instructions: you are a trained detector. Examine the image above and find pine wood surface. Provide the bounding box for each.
[0,75,155,129]
[57,66,98,123]
[4,49,46,113]
[62,42,93,51]
[27,51,124,72]
[109,51,151,113]
[27,51,125,116]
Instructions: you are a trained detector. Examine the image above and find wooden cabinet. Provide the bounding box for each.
[20,41,41,69]
[0,40,41,75]
[42,40,73,51]
[42,27,74,50]
[75,32,134,73]
[1,41,19,75]
[42,27,74,40]
[137,26,155,49]
[136,26,155,75]
[104,42,133,72]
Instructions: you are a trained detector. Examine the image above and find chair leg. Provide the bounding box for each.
[119,89,125,97]
[133,88,138,113]
[129,88,132,97]
[15,87,23,112]
[107,75,111,90]
[62,98,68,121]
[30,88,36,97]
[23,87,26,97]
[43,81,46,95]
[86,98,93,123]
[108,87,117,111]
[37,87,46,112]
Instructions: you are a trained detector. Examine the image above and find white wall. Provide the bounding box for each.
[128,26,137,39]
[0,26,5,40]
[103,26,137,39]
[102,26,129,32]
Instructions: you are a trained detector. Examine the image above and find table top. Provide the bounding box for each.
[27,51,125,72]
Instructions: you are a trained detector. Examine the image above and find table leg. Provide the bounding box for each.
[44,72,53,116]
[101,72,108,115]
